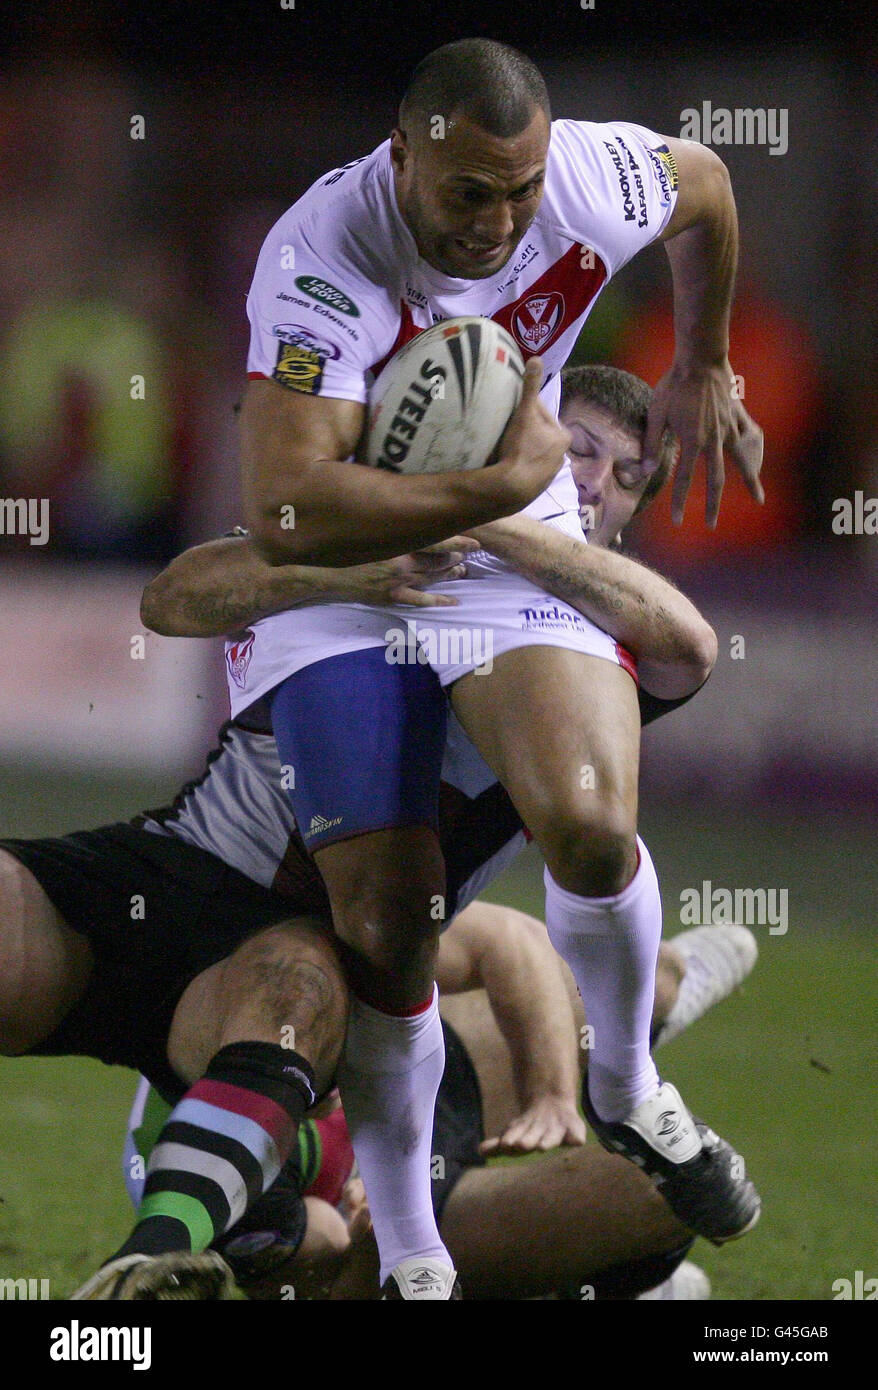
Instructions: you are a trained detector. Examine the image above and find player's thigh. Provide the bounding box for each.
[167,916,348,1093]
[269,649,448,871]
[0,848,93,1053]
[439,1146,686,1298]
[271,651,450,955]
[449,646,641,846]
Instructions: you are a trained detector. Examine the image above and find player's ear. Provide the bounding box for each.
[390,128,409,173]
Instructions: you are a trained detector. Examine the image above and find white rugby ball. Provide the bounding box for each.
[365,316,524,474]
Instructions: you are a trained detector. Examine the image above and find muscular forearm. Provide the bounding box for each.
[247,458,516,568]
[468,516,716,697]
[140,538,357,637]
[664,150,737,368]
[477,923,581,1110]
[241,358,568,567]
[440,904,581,1110]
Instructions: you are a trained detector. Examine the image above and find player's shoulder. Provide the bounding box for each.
[538,117,678,263]
[546,117,671,195]
[256,140,400,309]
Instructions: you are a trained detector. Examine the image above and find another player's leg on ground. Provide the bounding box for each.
[450,647,760,1243]
[325,933,737,1301]
[74,918,347,1299]
[0,849,92,1056]
[230,921,757,1299]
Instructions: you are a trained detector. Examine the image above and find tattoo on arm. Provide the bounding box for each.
[181,587,266,634]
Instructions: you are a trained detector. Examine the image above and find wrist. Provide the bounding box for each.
[266,564,336,607]
[670,349,730,375]
[466,515,522,550]
[453,460,529,520]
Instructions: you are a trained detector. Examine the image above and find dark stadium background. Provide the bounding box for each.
[0,0,874,1302]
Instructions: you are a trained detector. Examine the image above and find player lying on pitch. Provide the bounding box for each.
[123,912,756,1301]
[2,366,738,1298]
[234,38,765,1296]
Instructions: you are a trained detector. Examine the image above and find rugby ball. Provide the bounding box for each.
[365,317,524,474]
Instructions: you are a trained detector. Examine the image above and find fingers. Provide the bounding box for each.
[407,549,464,570]
[642,395,669,475]
[670,431,699,526]
[389,560,466,606]
[479,1120,554,1156]
[418,536,481,555]
[564,1113,588,1146]
[390,586,460,608]
[704,399,725,528]
[728,410,765,504]
[518,355,544,402]
[409,558,467,583]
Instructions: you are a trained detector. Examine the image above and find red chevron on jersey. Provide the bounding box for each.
[371,244,607,382]
[496,244,607,360]
[370,299,420,380]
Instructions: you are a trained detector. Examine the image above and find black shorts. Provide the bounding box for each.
[1,824,294,1104]
[431,1018,485,1222]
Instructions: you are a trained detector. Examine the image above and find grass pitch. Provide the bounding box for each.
[0,765,875,1300]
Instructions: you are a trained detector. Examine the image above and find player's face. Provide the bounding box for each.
[392,109,549,280]
[559,400,652,547]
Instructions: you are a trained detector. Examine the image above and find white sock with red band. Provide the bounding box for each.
[336,986,451,1284]
[545,835,662,1122]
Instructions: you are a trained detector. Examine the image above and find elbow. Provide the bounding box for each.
[689,619,718,687]
[140,578,175,636]
[674,619,717,694]
[640,620,717,701]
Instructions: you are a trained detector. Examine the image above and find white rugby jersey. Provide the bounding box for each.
[235,120,678,713]
[246,120,678,415]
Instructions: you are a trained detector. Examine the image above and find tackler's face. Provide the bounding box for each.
[391,108,550,281]
[559,400,653,548]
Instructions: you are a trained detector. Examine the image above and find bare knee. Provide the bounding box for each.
[337,880,442,971]
[169,919,349,1095]
[317,830,444,985]
[540,801,638,897]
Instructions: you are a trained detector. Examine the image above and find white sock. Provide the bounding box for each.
[545,835,662,1122]
[336,986,451,1285]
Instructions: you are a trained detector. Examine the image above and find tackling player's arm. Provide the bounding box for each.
[464,514,717,699]
[437,901,585,1155]
[242,358,569,566]
[140,533,477,638]
[644,135,764,525]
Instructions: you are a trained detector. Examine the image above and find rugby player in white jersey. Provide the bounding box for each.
[111,364,742,1299]
[3,366,753,1299]
[233,40,764,1295]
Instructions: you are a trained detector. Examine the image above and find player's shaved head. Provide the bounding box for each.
[392,41,550,279]
[399,39,551,141]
